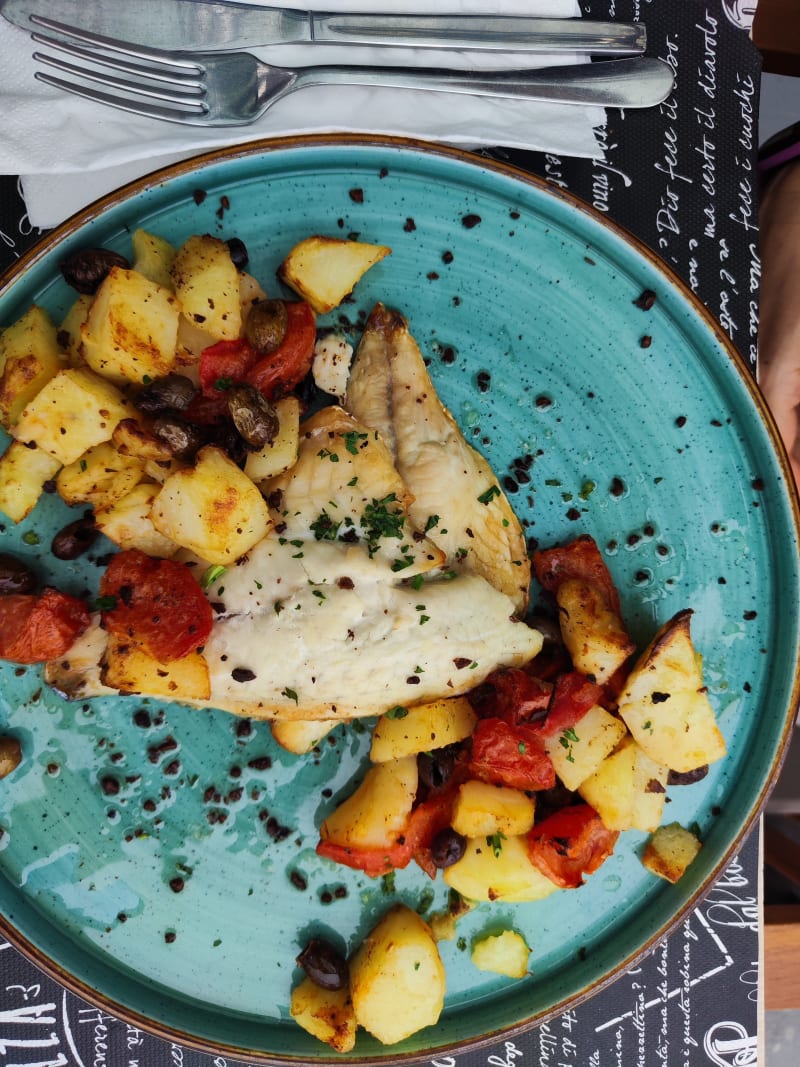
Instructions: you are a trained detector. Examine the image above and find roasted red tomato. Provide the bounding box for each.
[315,840,402,879]
[533,534,622,614]
[244,301,316,400]
[540,671,604,737]
[473,667,552,726]
[198,338,257,398]
[527,804,619,888]
[0,588,90,663]
[99,549,213,662]
[469,717,556,791]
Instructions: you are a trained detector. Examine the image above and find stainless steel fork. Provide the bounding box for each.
[29,17,675,127]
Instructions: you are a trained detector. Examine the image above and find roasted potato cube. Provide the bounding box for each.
[102,634,210,699]
[443,834,559,903]
[57,442,145,511]
[618,609,726,773]
[0,735,22,779]
[93,482,178,557]
[170,234,241,341]
[150,445,272,565]
[0,440,61,522]
[579,735,669,832]
[271,719,338,754]
[59,295,93,366]
[319,756,417,851]
[243,395,302,485]
[471,929,530,979]
[542,703,628,791]
[0,305,66,428]
[557,577,635,685]
[279,235,391,314]
[290,976,356,1054]
[451,780,536,838]
[131,228,176,290]
[13,367,132,465]
[112,417,173,462]
[349,904,444,1045]
[370,696,477,762]
[238,270,267,321]
[80,266,181,384]
[642,822,702,883]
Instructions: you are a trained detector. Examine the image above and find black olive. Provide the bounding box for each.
[59,247,130,294]
[667,765,709,786]
[418,746,457,791]
[296,937,349,991]
[226,237,249,271]
[51,517,99,561]
[210,420,248,469]
[152,414,207,459]
[244,299,288,356]
[134,374,197,415]
[0,553,37,596]
[227,384,279,450]
[429,828,467,869]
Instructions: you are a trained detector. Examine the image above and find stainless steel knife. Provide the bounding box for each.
[0,0,647,55]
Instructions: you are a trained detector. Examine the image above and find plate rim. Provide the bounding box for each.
[1,132,798,1066]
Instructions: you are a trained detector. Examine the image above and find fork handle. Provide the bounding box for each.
[310,14,646,55]
[293,57,674,111]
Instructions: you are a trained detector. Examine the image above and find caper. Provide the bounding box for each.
[152,413,207,459]
[429,828,467,869]
[244,299,288,356]
[0,736,22,779]
[296,937,349,991]
[59,247,130,294]
[51,516,99,561]
[418,745,457,791]
[226,237,249,271]
[0,553,37,596]
[227,384,279,450]
[134,374,196,415]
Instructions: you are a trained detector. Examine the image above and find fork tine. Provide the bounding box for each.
[30,31,203,88]
[28,14,201,72]
[34,71,206,125]
[33,50,207,107]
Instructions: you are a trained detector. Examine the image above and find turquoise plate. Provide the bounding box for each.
[0,136,798,1064]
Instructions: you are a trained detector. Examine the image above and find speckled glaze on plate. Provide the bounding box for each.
[0,136,798,1065]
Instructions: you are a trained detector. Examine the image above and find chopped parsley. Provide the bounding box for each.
[477,485,501,505]
[487,832,506,857]
[424,514,440,532]
[342,430,368,455]
[213,376,233,392]
[200,564,227,589]
[95,594,118,612]
[362,493,405,556]
[385,706,409,720]
[310,509,342,541]
[281,687,299,704]
[317,447,339,462]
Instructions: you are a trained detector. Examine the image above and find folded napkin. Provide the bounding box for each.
[0,0,605,229]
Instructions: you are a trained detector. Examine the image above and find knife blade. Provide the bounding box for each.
[1,0,647,55]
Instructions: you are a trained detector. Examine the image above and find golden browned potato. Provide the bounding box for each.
[0,305,66,428]
[0,735,22,779]
[642,821,702,883]
[170,234,241,341]
[319,756,417,852]
[13,366,133,466]
[542,702,628,792]
[80,266,181,384]
[131,228,176,291]
[93,482,179,558]
[149,445,272,564]
[369,696,477,763]
[243,395,302,485]
[102,634,211,699]
[270,719,338,754]
[349,904,445,1045]
[56,441,145,512]
[290,976,356,1053]
[443,834,559,904]
[0,440,61,523]
[59,294,94,366]
[471,929,530,979]
[578,735,669,833]
[450,780,536,839]
[279,235,391,314]
[556,577,636,685]
[617,609,726,773]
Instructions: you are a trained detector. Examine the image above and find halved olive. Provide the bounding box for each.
[429,828,467,869]
[0,553,37,596]
[134,374,196,415]
[226,237,249,271]
[296,937,349,991]
[244,299,288,356]
[59,247,130,294]
[51,516,99,561]
[227,384,279,450]
[152,413,207,459]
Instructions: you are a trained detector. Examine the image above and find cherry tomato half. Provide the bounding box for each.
[0,588,91,664]
[527,804,619,888]
[469,717,556,792]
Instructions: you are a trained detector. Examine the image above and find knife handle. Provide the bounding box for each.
[309,14,646,55]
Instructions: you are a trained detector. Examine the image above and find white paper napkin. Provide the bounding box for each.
[0,0,606,229]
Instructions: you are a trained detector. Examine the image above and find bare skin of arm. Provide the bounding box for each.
[758,162,800,487]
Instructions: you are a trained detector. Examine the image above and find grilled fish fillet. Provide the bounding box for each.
[345,304,531,613]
